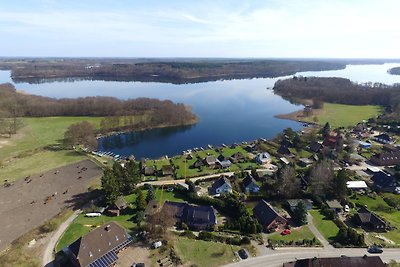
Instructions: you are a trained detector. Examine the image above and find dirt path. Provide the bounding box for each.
[42,209,82,267]
[0,159,102,252]
[137,172,235,186]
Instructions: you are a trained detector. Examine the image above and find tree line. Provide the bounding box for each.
[273,76,400,109]
[0,83,197,137]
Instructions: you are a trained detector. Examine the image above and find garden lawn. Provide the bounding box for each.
[0,150,87,183]
[154,188,186,203]
[267,225,320,245]
[56,212,137,252]
[315,103,382,128]
[309,210,339,242]
[174,238,239,267]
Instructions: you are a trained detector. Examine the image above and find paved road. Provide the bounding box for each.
[137,172,235,186]
[306,213,333,249]
[225,248,400,267]
[42,209,82,267]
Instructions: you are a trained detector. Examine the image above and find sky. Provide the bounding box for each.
[0,0,399,58]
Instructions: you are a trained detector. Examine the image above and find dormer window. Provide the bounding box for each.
[89,251,93,257]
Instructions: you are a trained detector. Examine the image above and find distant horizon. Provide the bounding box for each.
[1,56,400,61]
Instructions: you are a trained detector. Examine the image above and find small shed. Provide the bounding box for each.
[326,200,343,213]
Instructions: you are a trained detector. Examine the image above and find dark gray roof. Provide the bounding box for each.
[253,200,285,227]
[67,222,131,267]
[375,133,391,141]
[357,207,386,227]
[309,141,322,152]
[326,200,343,209]
[372,171,399,191]
[242,174,258,189]
[210,176,232,192]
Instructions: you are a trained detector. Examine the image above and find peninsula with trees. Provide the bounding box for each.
[0,58,347,84]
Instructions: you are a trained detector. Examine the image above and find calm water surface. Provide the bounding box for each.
[1,63,399,159]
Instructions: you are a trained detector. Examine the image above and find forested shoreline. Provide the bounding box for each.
[273,76,400,109]
[0,58,346,84]
[389,67,400,75]
[0,83,197,137]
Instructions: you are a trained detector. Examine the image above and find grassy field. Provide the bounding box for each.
[174,238,239,267]
[0,150,87,182]
[279,103,382,129]
[0,117,104,182]
[0,117,103,161]
[316,103,382,128]
[309,210,340,242]
[267,225,319,245]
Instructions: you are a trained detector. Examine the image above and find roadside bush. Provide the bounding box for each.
[241,236,251,245]
[39,220,58,234]
[180,230,196,239]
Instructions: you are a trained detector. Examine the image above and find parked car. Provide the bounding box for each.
[152,241,162,249]
[166,187,174,192]
[368,245,383,254]
[281,229,292,235]
[238,248,249,259]
[344,205,350,212]
[131,263,145,267]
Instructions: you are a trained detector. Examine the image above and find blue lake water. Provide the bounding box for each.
[1,63,400,159]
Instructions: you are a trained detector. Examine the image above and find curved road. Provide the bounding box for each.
[42,209,82,267]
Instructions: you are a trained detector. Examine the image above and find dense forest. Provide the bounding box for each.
[389,67,400,75]
[273,77,400,109]
[0,83,197,136]
[0,58,346,84]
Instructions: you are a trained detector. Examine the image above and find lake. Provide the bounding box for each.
[1,63,400,159]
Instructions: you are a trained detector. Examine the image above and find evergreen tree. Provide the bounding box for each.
[146,187,156,203]
[293,201,308,226]
[101,169,122,204]
[334,169,348,199]
[136,190,147,211]
[321,122,331,138]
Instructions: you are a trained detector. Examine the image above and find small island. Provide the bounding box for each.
[388,67,400,75]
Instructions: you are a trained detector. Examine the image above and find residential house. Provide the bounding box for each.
[322,135,340,149]
[356,207,387,232]
[107,196,128,216]
[205,155,217,168]
[142,165,155,176]
[374,133,392,144]
[371,171,400,193]
[346,181,368,191]
[64,222,133,267]
[277,145,292,156]
[191,159,204,169]
[358,140,372,149]
[242,174,260,194]
[161,165,174,177]
[287,199,313,213]
[298,158,313,168]
[217,154,232,168]
[245,143,256,152]
[161,201,217,230]
[309,141,323,153]
[253,200,287,231]
[283,256,385,267]
[280,157,290,165]
[209,176,232,195]
[325,200,343,213]
[230,152,245,163]
[370,151,400,166]
[144,200,160,218]
[255,152,271,165]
